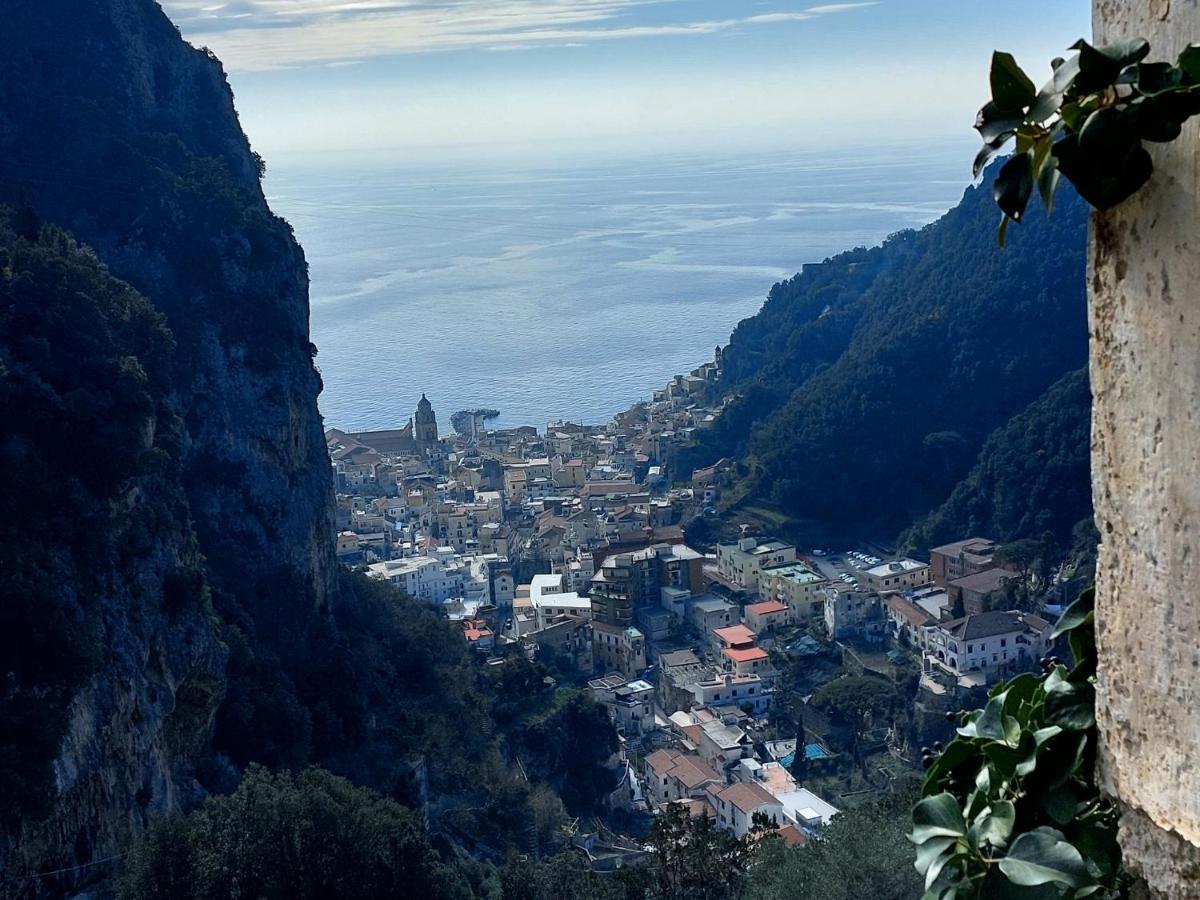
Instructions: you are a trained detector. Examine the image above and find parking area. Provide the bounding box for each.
[807,549,885,590]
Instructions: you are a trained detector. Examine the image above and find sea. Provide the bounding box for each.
[265,140,976,434]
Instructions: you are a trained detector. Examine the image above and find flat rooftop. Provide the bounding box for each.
[866,558,928,578]
[763,562,825,584]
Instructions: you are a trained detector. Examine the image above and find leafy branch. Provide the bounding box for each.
[976,39,1200,244]
[909,589,1129,898]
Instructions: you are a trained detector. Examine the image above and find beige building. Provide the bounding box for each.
[716,537,797,592]
[862,558,931,593]
[743,599,790,633]
[761,562,828,622]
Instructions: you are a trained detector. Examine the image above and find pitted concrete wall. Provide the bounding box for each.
[1091,2,1200,896]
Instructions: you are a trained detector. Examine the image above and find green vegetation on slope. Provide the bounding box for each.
[902,367,1093,556]
[120,766,921,900]
[0,205,617,873]
[0,210,202,822]
[682,168,1090,540]
[119,766,477,900]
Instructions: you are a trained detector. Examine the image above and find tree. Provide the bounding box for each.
[119,766,474,900]
[649,804,754,900]
[810,677,896,726]
[515,692,619,815]
[749,793,921,900]
[499,850,647,900]
[995,538,1040,582]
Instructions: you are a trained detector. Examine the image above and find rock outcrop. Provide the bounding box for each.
[0,1,335,891]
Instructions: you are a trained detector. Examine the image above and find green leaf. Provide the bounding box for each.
[993,152,1034,224]
[1028,55,1080,123]
[1040,781,1083,824]
[1054,134,1153,210]
[999,672,1040,715]
[923,736,984,793]
[1037,158,1061,215]
[1137,61,1183,96]
[1032,725,1063,746]
[1052,588,1094,639]
[1152,86,1200,125]
[998,827,1091,888]
[912,793,968,844]
[1179,44,1200,83]
[991,51,1037,110]
[1043,677,1096,731]
[915,836,961,889]
[1078,107,1139,158]
[984,729,1033,778]
[974,135,1016,180]
[977,101,1026,142]
[973,102,1024,178]
[1071,38,1150,93]
[1132,99,1184,143]
[1074,811,1121,878]
[976,800,1016,849]
[1069,621,1098,680]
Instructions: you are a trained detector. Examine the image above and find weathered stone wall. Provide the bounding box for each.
[1091,1,1200,896]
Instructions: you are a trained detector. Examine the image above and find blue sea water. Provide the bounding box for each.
[265,142,974,433]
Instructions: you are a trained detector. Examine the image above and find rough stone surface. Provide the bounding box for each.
[0,1,335,891]
[1090,1,1200,895]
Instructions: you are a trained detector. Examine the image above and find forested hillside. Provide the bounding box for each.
[901,367,1093,555]
[0,2,620,891]
[681,166,1091,543]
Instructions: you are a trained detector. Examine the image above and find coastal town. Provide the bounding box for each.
[325,351,1066,857]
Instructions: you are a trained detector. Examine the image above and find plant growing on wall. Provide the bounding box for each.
[976,38,1200,243]
[909,589,1128,898]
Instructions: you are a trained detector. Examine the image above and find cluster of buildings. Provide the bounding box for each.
[325,389,1063,847]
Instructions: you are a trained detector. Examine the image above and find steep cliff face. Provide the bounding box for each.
[0,0,335,614]
[0,0,335,890]
[0,216,227,893]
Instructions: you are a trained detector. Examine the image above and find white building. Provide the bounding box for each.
[924,610,1055,686]
[708,781,784,838]
[529,572,591,629]
[367,556,464,604]
[691,672,769,716]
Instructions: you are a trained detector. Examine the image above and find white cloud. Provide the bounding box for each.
[159,0,879,70]
[745,13,813,23]
[804,3,879,12]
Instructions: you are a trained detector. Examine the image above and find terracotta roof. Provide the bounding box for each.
[777,824,808,847]
[671,755,721,789]
[745,600,788,616]
[646,749,679,777]
[675,797,717,819]
[722,646,769,664]
[713,624,758,647]
[885,595,935,627]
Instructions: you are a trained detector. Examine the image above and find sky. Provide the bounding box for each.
[160,0,1091,163]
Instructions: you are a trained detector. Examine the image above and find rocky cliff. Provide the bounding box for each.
[0,1,335,891]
